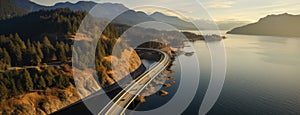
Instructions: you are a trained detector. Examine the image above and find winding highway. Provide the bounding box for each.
[52,48,170,115]
[98,48,170,115]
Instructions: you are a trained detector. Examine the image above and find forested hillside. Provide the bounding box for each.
[0,0,27,20]
[0,8,85,41]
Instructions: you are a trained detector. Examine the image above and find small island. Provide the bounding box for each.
[182,32,226,41]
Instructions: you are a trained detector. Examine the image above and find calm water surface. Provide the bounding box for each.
[135,32,300,115]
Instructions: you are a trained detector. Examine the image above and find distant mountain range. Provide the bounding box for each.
[11,0,96,12]
[9,0,198,30]
[5,0,247,30]
[227,13,300,37]
[150,12,197,30]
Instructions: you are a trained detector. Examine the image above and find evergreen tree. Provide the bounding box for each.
[23,41,32,65]
[10,79,19,96]
[38,76,46,89]
[43,36,53,48]
[43,67,54,87]
[3,48,11,65]
[2,48,11,70]
[30,45,41,65]
[8,40,22,66]
[64,43,70,57]
[26,39,32,51]
[55,73,70,89]
[16,76,24,93]
[42,36,55,62]
[56,42,67,62]
[33,74,46,90]
[0,48,11,70]
[22,69,33,92]
[35,41,44,59]
[0,82,8,100]
[14,33,26,49]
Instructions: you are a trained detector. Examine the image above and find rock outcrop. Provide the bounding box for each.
[104,48,142,82]
[158,90,169,96]
[0,86,80,115]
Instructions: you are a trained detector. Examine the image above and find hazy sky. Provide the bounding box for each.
[31,0,300,22]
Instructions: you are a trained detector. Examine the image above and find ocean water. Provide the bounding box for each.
[134,32,300,115]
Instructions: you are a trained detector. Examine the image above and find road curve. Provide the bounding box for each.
[98,48,170,115]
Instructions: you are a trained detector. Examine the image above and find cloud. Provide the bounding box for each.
[205,0,236,8]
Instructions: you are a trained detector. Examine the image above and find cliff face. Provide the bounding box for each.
[75,48,143,97]
[0,49,143,115]
[103,48,142,82]
[227,13,300,37]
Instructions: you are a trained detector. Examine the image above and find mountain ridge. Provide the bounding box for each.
[227,13,300,37]
[10,0,196,30]
[149,12,197,30]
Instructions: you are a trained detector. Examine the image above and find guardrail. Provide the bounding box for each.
[98,48,170,115]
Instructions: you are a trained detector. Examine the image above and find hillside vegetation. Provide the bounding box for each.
[0,8,143,114]
[0,8,85,41]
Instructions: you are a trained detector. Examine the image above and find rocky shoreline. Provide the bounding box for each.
[135,47,177,103]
